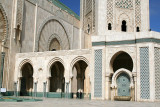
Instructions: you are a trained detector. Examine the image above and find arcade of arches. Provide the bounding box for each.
[19,59,91,99]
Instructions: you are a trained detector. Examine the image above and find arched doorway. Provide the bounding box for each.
[71,60,90,99]
[117,73,130,96]
[49,61,65,93]
[20,63,33,96]
[112,52,133,72]
[110,52,134,101]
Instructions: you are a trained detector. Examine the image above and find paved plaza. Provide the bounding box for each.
[0,98,160,107]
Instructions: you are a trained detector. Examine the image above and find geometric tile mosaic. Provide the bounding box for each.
[94,49,102,97]
[135,0,141,29]
[140,47,150,99]
[107,0,113,24]
[154,48,160,99]
[115,0,133,9]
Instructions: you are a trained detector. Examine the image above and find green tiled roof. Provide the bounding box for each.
[48,0,80,20]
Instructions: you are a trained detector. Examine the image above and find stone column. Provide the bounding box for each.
[133,73,137,101]
[14,81,18,97]
[105,73,112,100]
[34,82,37,97]
[17,77,21,96]
[46,77,50,92]
[43,81,47,97]
[111,87,116,101]
[0,52,5,97]
[0,52,5,89]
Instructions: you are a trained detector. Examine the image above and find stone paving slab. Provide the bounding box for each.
[0,98,160,107]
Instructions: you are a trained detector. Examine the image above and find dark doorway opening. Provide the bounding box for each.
[121,20,127,32]
[20,63,33,96]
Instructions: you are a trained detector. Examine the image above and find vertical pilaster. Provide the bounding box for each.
[141,0,150,32]
[97,0,107,35]
[105,73,111,100]
[149,44,155,101]
[33,3,38,52]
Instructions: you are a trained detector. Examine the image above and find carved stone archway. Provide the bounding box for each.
[0,3,8,43]
[36,16,70,52]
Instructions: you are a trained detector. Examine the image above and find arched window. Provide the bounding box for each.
[121,20,127,32]
[87,24,90,34]
[136,27,140,32]
[108,23,112,30]
[49,38,61,51]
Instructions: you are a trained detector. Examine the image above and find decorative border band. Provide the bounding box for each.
[92,38,160,46]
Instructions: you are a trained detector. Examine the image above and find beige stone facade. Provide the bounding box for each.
[0,0,160,102]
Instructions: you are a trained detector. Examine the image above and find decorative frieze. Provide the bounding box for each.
[115,0,133,9]
[107,0,113,25]
[0,3,8,42]
[14,0,24,30]
[135,0,141,30]
[92,0,95,32]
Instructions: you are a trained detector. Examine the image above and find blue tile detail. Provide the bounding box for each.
[140,47,150,99]
[94,49,102,97]
[154,48,160,99]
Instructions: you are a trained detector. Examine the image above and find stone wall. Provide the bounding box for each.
[0,0,81,91]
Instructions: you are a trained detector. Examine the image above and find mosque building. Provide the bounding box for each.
[0,0,160,102]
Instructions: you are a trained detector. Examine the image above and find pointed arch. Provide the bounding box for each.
[18,59,34,78]
[110,51,134,73]
[35,16,70,52]
[47,57,65,78]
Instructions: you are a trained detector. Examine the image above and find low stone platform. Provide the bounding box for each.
[0,98,160,107]
[0,96,42,102]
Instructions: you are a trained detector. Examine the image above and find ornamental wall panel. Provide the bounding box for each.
[107,0,113,24]
[94,49,102,97]
[115,0,133,9]
[135,0,141,30]
[140,47,150,99]
[154,48,160,100]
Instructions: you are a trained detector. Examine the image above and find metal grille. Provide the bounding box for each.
[94,49,102,97]
[154,48,160,99]
[140,47,150,99]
